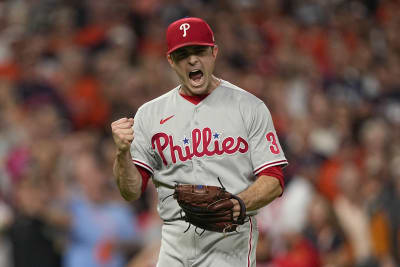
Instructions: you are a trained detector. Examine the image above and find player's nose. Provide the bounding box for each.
[187,55,199,65]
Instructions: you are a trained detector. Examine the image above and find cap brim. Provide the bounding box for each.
[167,42,215,55]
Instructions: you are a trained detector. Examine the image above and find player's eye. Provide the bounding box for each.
[176,52,189,61]
[193,47,208,55]
[171,46,209,62]
[172,51,189,62]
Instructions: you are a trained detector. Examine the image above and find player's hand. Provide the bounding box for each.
[231,198,242,220]
[111,117,134,152]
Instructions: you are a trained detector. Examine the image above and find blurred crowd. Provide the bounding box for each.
[0,0,399,266]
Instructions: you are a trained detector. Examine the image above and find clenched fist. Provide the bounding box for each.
[111,118,134,152]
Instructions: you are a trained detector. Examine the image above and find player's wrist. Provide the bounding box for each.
[116,147,130,157]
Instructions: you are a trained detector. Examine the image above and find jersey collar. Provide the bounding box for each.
[179,93,209,105]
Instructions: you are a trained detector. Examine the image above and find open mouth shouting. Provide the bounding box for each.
[188,69,204,87]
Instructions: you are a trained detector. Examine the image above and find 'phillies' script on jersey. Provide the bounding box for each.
[151,127,249,165]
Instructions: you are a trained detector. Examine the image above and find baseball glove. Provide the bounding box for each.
[173,184,247,233]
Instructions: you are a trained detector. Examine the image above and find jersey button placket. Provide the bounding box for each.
[193,107,199,126]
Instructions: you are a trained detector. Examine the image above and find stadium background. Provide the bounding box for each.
[0,0,399,266]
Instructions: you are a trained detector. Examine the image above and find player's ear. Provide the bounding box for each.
[212,45,218,58]
[167,54,174,67]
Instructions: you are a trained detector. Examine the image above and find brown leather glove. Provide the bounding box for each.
[173,184,247,233]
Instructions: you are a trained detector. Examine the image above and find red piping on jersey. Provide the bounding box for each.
[132,159,154,173]
[179,92,209,105]
[247,217,253,267]
[254,159,287,174]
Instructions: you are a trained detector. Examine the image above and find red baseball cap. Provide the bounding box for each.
[166,17,215,54]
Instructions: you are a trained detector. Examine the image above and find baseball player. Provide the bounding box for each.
[111,17,287,267]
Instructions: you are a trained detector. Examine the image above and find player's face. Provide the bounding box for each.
[167,45,219,96]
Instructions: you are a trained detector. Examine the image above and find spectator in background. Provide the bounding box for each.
[5,176,62,267]
[56,47,110,130]
[0,200,12,267]
[304,194,351,267]
[62,151,141,267]
[388,155,400,266]
[334,163,377,267]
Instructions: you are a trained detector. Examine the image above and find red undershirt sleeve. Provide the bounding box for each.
[256,165,285,196]
[136,165,151,194]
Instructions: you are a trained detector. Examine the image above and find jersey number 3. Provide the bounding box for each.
[266,132,280,154]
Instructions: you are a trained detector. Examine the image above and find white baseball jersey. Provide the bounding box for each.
[131,79,288,221]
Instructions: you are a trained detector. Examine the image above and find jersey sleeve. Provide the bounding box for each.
[246,102,288,175]
[130,107,159,175]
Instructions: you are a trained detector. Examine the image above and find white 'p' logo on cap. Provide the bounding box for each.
[179,23,190,37]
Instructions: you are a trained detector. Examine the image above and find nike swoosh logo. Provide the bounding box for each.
[160,115,175,124]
